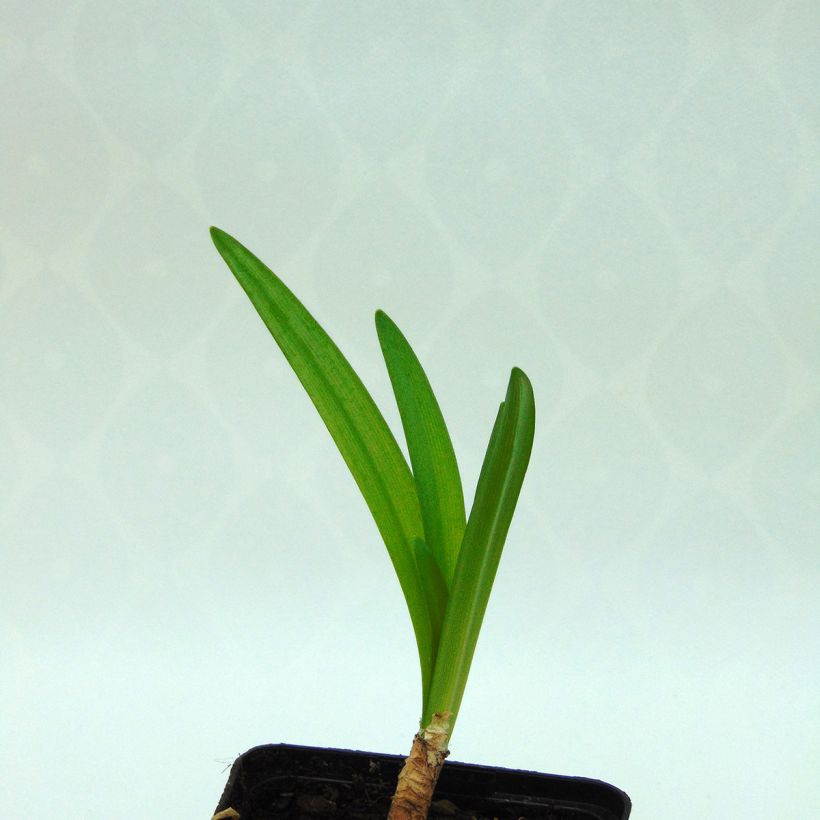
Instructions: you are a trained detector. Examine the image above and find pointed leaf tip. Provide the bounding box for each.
[509,366,531,387]
[209,226,232,255]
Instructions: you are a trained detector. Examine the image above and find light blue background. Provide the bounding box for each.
[1,2,818,818]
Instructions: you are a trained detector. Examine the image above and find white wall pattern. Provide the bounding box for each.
[1,2,818,818]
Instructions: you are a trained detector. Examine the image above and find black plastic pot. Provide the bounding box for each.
[213,743,631,819]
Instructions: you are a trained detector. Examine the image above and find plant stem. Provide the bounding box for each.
[388,712,452,820]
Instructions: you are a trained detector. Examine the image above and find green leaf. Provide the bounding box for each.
[412,537,449,719]
[209,227,435,699]
[375,310,466,588]
[424,367,535,730]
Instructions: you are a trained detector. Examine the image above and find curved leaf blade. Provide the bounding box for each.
[210,227,434,698]
[412,537,449,720]
[424,367,535,729]
[375,310,466,588]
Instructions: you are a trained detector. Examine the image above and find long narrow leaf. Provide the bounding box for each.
[210,227,435,696]
[424,367,535,729]
[375,310,466,588]
[412,537,448,720]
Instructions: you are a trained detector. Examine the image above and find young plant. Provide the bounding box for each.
[210,227,535,820]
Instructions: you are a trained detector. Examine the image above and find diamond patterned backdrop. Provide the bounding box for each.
[1,2,818,818]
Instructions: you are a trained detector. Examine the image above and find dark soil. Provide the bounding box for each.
[214,745,629,820]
